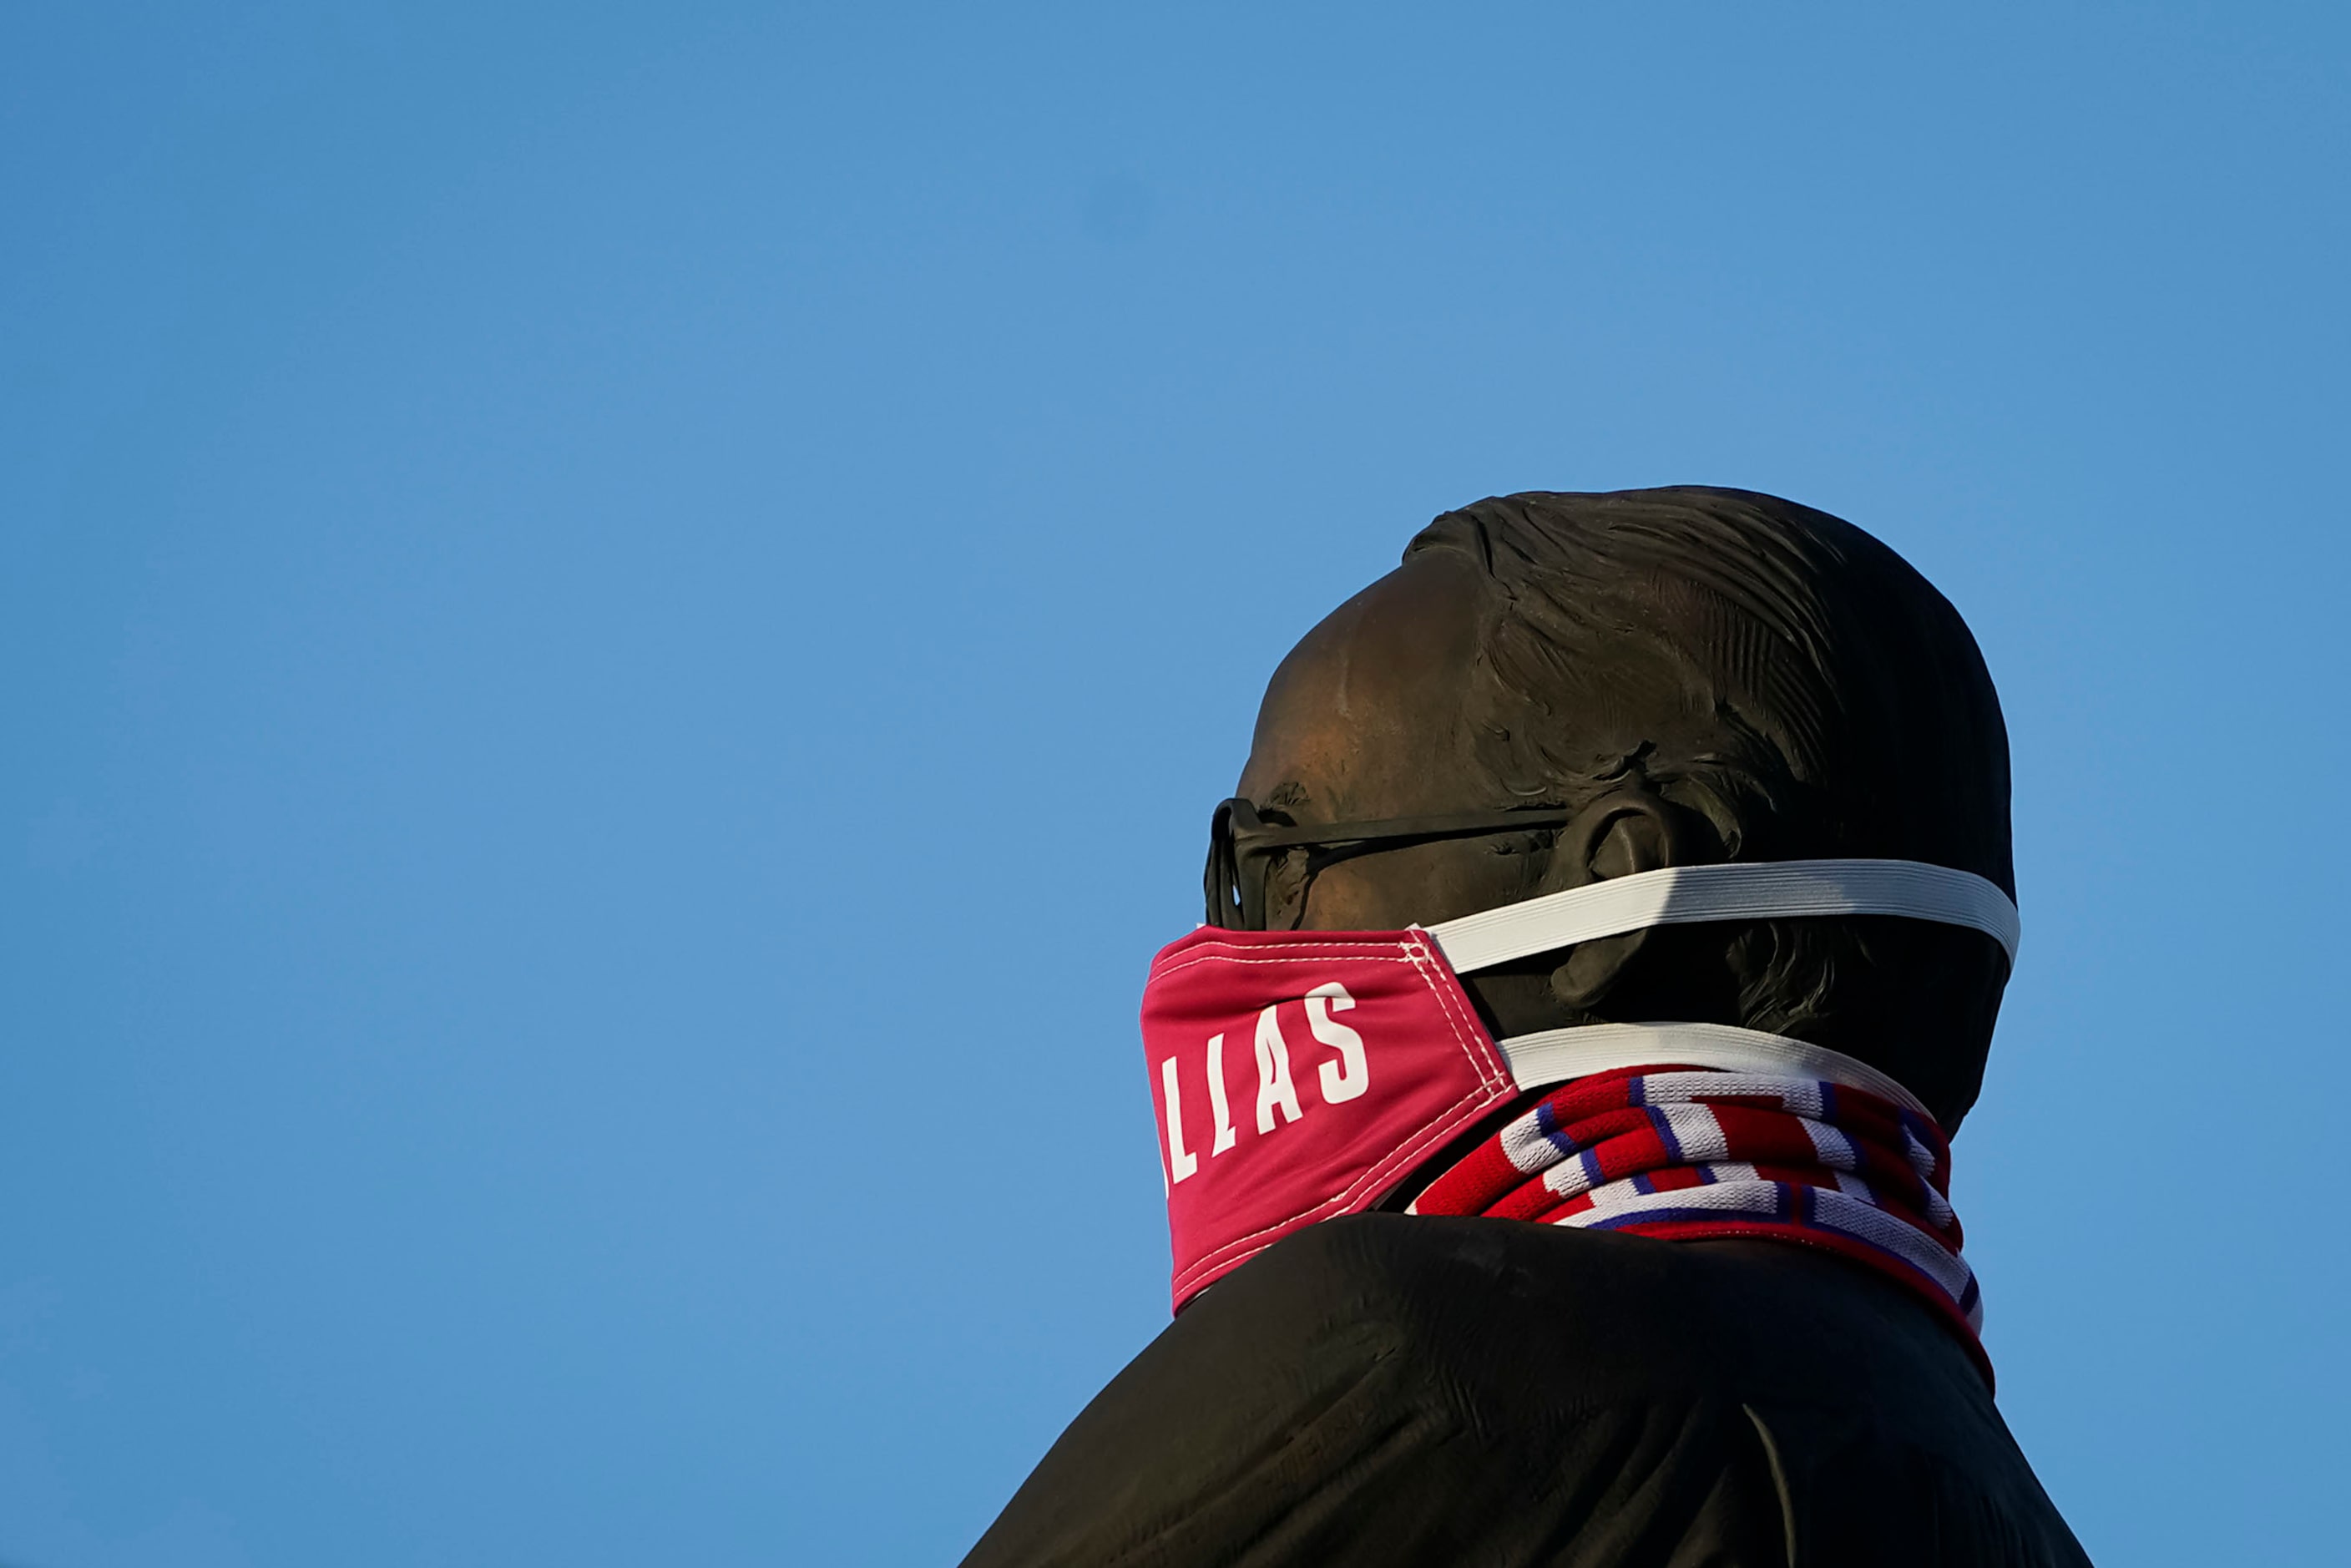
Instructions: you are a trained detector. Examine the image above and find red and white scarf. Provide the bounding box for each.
[1408,1063,1988,1380]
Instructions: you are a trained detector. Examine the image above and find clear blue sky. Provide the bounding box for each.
[5,5,2346,1564]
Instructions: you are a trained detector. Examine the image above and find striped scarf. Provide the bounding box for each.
[1408,1065,1989,1382]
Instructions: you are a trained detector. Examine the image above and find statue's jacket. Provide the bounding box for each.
[963,1215,2090,1567]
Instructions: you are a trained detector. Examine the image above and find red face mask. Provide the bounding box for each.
[1140,853,2020,1312]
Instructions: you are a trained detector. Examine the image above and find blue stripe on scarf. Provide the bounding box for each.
[1650,1105,1686,1164]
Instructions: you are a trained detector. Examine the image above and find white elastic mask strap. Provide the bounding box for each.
[1420,857,2018,975]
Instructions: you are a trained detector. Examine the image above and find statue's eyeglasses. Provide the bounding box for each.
[1204,796,1579,930]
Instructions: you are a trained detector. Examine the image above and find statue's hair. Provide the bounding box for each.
[1407,488,2013,1128]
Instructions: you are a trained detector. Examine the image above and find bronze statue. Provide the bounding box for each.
[964,488,2089,1565]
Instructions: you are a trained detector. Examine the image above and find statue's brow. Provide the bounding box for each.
[1263,781,1312,812]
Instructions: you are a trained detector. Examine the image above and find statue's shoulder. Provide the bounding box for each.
[962,1217,2090,1568]
[1201,1210,1721,1354]
[1190,1212,1939,1407]
[1169,1211,1724,1397]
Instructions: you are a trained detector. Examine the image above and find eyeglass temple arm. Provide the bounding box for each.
[1230,804,1579,852]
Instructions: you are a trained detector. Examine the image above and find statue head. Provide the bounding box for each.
[1226,487,2013,1130]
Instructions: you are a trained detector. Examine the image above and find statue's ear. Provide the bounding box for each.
[1541,787,1691,1012]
